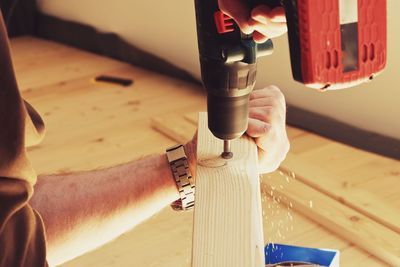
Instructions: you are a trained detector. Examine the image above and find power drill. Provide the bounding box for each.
[194,0,387,158]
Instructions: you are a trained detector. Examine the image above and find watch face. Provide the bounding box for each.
[166,145,186,163]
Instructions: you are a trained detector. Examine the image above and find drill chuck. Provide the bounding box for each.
[208,93,250,140]
[200,59,257,140]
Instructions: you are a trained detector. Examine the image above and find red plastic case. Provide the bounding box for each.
[285,0,387,89]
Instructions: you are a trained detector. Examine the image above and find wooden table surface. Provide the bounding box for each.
[11,37,399,267]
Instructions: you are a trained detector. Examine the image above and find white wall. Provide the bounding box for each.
[37,0,400,139]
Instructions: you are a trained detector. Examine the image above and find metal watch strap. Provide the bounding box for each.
[166,145,195,211]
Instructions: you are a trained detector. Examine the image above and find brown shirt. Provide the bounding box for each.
[0,13,48,267]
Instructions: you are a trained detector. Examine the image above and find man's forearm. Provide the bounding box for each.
[30,153,180,266]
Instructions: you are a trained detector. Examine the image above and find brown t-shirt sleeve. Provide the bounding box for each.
[0,13,48,267]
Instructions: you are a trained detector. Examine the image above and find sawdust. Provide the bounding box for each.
[262,170,296,246]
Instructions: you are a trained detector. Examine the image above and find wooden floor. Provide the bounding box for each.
[11,37,399,267]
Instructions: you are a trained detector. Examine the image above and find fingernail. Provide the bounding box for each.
[253,15,268,24]
[271,17,286,23]
[241,24,254,34]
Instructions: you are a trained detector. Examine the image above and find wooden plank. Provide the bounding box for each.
[340,157,400,187]
[192,113,264,267]
[342,246,388,267]
[12,37,128,91]
[280,153,400,234]
[262,172,400,267]
[288,133,331,154]
[299,143,377,174]
[183,112,199,125]
[151,115,196,144]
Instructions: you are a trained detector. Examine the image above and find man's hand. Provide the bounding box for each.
[185,86,289,175]
[247,86,290,173]
[218,0,287,43]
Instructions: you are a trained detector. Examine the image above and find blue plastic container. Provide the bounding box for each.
[265,243,340,266]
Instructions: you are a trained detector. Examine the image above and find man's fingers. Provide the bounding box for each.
[250,86,281,100]
[249,107,273,123]
[249,97,274,108]
[248,84,289,174]
[251,6,286,23]
[246,118,271,138]
[252,32,269,44]
[268,6,287,23]
[233,16,253,34]
[250,22,287,41]
[249,5,287,41]
[218,1,287,40]
[250,5,271,23]
[218,0,253,34]
[250,87,286,116]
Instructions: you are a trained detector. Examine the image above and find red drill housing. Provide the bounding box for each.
[284,0,387,89]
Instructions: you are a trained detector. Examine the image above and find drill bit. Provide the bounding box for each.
[221,140,233,159]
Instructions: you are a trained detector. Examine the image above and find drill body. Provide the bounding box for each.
[194,0,387,146]
[194,0,277,142]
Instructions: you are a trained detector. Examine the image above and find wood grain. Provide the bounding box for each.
[192,113,264,267]
[280,153,400,234]
[262,172,400,267]
[151,115,196,144]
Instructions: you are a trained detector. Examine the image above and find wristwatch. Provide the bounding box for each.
[166,144,195,211]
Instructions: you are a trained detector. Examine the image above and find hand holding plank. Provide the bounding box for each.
[247,86,290,174]
[185,85,289,175]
